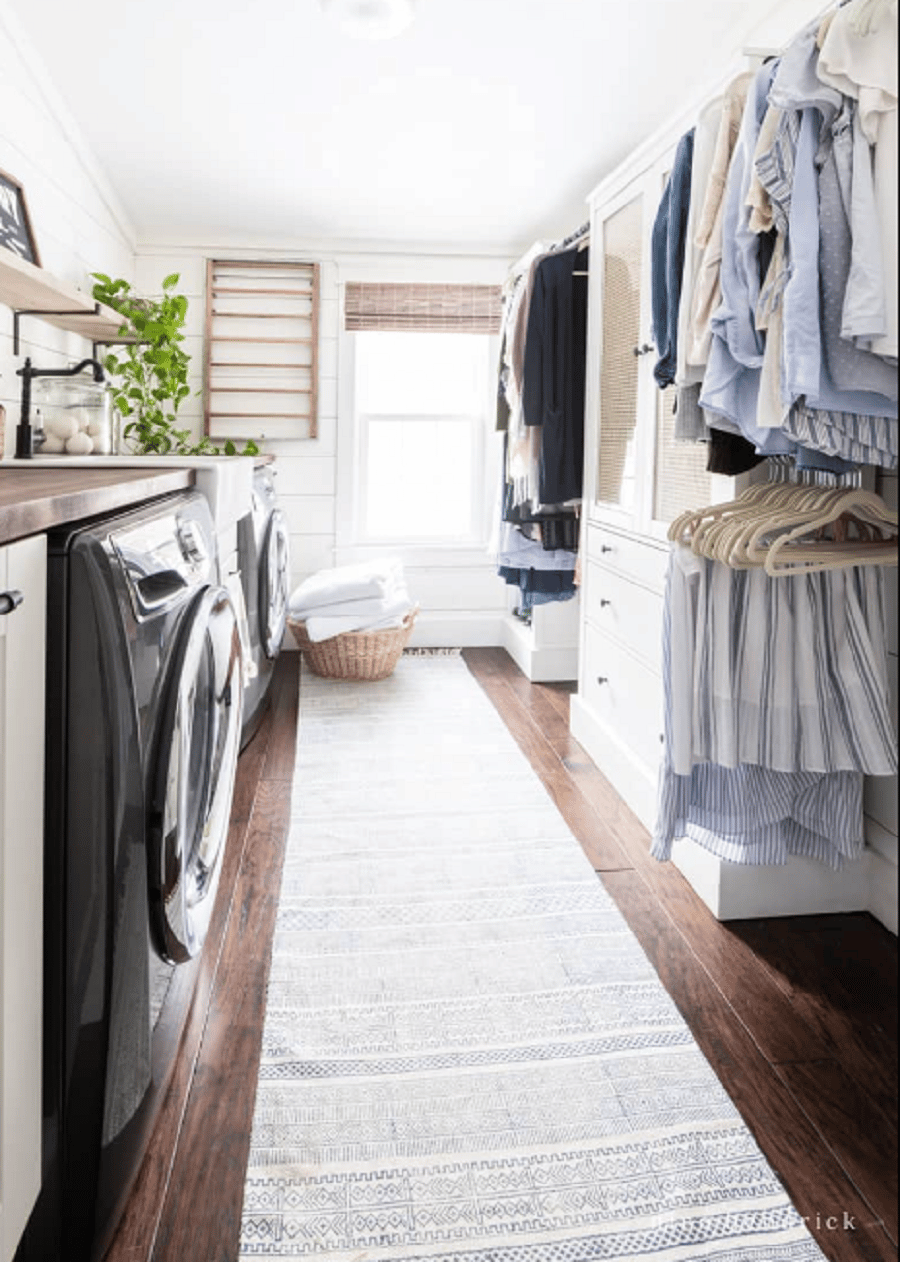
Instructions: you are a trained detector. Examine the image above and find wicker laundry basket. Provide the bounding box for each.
[288,606,419,681]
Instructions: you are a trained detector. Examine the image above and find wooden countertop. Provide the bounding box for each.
[0,466,196,545]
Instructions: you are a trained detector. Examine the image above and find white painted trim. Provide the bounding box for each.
[671,841,873,922]
[868,846,899,936]
[408,611,505,648]
[137,240,515,271]
[501,615,579,684]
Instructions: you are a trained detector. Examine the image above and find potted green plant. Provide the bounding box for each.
[91,271,259,456]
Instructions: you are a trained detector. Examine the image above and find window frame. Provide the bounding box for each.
[336,322,500,566]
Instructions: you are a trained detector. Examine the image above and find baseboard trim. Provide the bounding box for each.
[501,613,579,682]
[570,697,898,934]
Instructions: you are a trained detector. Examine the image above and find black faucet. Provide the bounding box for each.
[15,357,106,459]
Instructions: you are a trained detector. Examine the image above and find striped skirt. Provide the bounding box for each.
[653,545,896,867]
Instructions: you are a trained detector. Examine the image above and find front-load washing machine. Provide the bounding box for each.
[16,490,244,1262]
[238,463,290,749]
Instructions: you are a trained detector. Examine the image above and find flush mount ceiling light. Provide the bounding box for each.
[321,0,417,39]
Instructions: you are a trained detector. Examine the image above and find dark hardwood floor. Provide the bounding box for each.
[104,647,897,1262]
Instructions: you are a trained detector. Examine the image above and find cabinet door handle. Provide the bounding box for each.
[600,544,614,554]
[599,598,612,608]
[597,675,609,685]
[0,590,24,615]
[633,342,654,356]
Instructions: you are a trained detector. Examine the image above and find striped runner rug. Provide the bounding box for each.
[239,655,827,1261]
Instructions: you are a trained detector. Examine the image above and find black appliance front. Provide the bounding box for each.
[16,492,243,1262]
[239,466,290,749]
[260,506,290,660]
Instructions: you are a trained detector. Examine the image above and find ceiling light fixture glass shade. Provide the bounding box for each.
[321,0,416,40]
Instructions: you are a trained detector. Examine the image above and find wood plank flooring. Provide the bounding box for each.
[103,647,897,1262]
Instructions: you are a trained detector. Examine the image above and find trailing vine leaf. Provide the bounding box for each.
[91,271,265,459]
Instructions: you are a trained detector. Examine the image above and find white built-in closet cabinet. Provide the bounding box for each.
[570,63,899,934]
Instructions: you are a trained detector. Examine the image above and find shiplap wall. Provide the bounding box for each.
[0,4,135,456]
[134,246,511,646]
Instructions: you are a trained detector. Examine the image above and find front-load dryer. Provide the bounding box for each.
[238,463,290,749]
[16,490,244,1262]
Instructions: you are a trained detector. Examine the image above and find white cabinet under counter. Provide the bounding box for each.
[0,535,46,1262]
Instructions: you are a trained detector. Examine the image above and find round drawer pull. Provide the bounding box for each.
[0,590,24,616]
[633,342,654,356]
[596,675,609,685]
[600,544,614,554]
[599,598,612,608]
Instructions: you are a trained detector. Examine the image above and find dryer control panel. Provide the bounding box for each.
[113,508,215,619]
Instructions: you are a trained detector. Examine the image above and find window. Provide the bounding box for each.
[353,330,495,544]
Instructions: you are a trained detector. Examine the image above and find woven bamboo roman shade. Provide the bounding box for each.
[344,282,501,334]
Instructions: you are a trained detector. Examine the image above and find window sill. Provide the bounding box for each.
[334,541,493,569]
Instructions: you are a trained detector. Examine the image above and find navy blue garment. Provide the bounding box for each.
[521,247,589,504]
[651,128,695,388]
[498,567,578,608]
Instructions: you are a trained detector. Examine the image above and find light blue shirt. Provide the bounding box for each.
[700,62,794,455]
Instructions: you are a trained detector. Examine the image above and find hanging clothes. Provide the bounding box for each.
[699,60,792,454]
[651,128,695,388]
[687,72,755,368]
[658,9,897,470]
[521,246,589,505]
[652,544,896,867]
[818,0,898,361]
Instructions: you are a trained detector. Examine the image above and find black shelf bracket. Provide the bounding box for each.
[12,302,103,356]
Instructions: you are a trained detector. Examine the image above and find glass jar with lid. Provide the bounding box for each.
[32,372,114,456]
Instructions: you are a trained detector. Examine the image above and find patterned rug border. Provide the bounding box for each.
[240,656,827,1262]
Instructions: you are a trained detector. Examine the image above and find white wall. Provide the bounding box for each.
[134,244,512,646]
[0,2,135,457]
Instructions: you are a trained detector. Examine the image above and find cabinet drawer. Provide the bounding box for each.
[587,524,669,593]
[584,561,663,669]
[583,626,664,772]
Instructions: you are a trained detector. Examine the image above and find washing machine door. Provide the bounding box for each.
[148,585,244,963]
[260,507,290,659]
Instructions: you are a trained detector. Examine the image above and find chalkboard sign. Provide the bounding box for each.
[0,168,41,267]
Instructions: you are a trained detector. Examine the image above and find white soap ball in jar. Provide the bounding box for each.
[65,431,95,455]
[40,433,66,454]
[46,414,80,443]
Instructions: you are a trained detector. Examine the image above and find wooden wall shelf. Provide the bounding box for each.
[0,249,126,350]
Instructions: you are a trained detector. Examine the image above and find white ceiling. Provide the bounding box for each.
[10,0,805,254]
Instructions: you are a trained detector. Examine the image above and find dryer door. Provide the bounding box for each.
[148,585,244,963]
[259,507,290,659]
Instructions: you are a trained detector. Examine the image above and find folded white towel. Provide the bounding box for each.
[289,557,403,617]
[298,593,405,620]
[305,591,412,642]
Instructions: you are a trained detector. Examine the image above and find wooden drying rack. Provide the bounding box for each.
[204,258,319,441]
